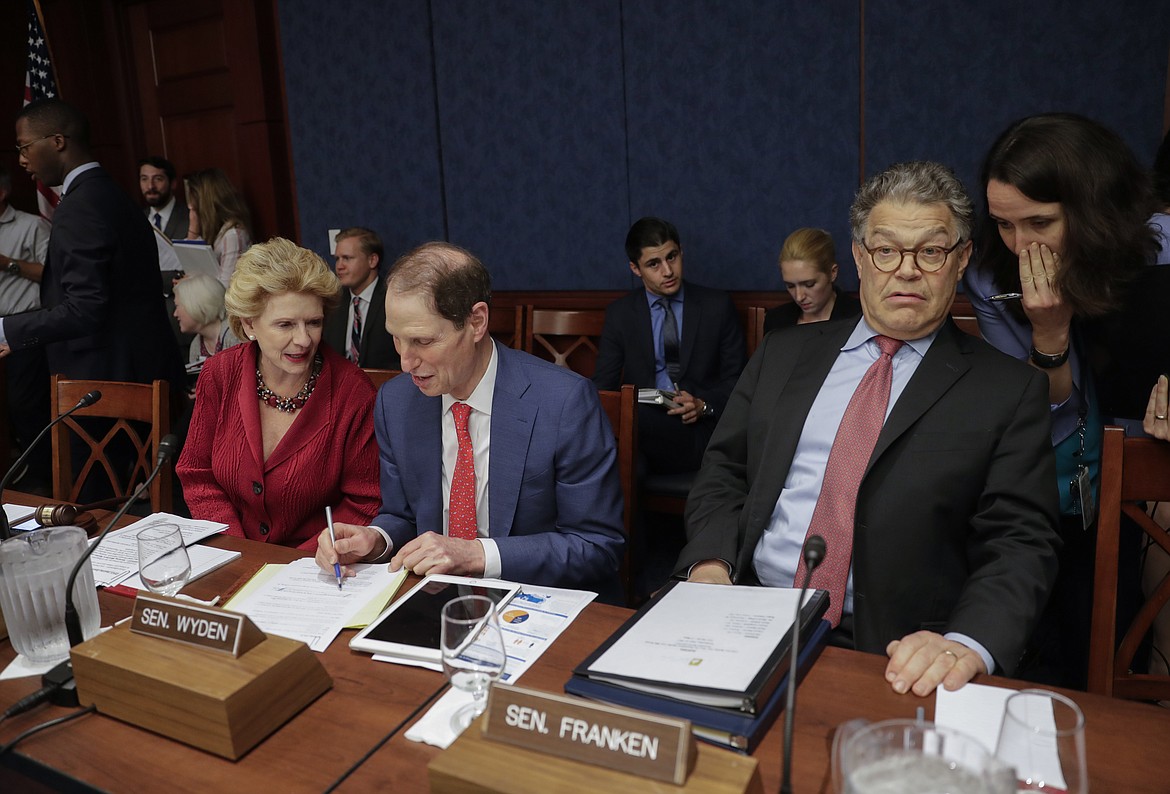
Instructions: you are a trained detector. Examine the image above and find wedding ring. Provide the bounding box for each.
[1158,414,1167,421]
[942,649,958,660]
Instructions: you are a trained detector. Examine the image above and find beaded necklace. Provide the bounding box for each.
[256,354,322,412]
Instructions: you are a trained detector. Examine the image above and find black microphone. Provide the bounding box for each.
[0,389,102,540]
[63,433,179,648]
[780,534,825,794]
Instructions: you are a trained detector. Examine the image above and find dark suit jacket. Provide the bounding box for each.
[372,343,625,593]
[6,166,183,385]
[676,318,1061,674]
[592,282,746,413]
[146,195,189,242]
[762,288,861,335]
[323,277,400,370]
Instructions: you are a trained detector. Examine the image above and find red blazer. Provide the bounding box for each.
[177,342,380,550]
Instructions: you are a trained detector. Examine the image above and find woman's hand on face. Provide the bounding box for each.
[1018,242,1074,345]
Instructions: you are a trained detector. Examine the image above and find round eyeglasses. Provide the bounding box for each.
[863,240,963,273]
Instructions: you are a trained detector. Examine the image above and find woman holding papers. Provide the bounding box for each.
[184,168,253,287]
[177,238,380,550]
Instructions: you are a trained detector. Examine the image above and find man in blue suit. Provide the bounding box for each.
[317,242,625,595]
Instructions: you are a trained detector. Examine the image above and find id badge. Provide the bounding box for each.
[1070,465,1096,531]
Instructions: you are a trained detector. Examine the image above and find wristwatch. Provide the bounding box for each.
[5,260,20,277]
[700,400,716,419]
[1029,345,1070,369]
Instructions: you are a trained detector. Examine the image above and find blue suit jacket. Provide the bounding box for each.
[372,343,625,593]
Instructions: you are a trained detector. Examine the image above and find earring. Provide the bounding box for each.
[248,335,256,340]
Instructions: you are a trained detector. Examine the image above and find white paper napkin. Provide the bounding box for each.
[404,687,476,749]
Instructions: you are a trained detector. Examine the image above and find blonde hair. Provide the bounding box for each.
[225,237,341,339]
[185,168,252,244]
[778,228,836,275]
[173,273,227,328]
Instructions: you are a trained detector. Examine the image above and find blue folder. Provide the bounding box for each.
[565,618,831,753]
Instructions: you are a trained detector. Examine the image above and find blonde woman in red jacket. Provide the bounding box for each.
[177,237,380,550]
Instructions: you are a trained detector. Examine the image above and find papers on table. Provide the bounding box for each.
[403,584,596,749]
[2,503,38,531]
[119,544,241,591]
[581,582,822,709]
[935,682,1066,789]
[224,559,405,652]
[88,513,229,587]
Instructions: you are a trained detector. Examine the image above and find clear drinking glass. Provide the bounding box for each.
[441,594,507,732]
[995,689,1088,793]
[136,523,191,596]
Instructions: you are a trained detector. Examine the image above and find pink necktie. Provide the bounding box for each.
[348,295,362,363]
[796,335,903,626]
[448,402,478,540]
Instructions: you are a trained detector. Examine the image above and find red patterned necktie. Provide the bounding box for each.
[448,402,478,540]
[795,335,903,626]
[349,295,362,364]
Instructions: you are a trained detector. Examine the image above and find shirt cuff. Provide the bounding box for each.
[0,317,8,347]
[480,538,502,580]
[683,558,732,579]
[368,525,395,563]
[945,631,996,675]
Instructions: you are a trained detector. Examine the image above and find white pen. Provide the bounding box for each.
[989,292,1023,302]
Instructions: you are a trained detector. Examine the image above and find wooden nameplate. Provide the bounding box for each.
[430,714,762,793]
[71,608,331,759]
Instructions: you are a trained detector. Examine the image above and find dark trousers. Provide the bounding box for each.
[636,404,715,475]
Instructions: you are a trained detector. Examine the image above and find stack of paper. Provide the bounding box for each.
[88,513,231,587]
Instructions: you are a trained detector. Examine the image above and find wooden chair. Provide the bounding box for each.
[488,305,524,349]
[523,307,607,377]
[949,294,983,339]
[1088,425,1170,700]
[363,368,403,389]
[50,376,172,513]
[597,385,638,606]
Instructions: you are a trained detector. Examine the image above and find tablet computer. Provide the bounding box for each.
[349,574,521,664]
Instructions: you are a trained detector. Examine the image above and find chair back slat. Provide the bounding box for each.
[49,377,171,513]
[596,385,638,606]
[523,308,606,377]
[1088,425,1170,700]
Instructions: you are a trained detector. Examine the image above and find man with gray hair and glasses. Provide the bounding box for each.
[676,161,1061,696]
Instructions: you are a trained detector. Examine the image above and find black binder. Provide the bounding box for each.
[571,581,829,715]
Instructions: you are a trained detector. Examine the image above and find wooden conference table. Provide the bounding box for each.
[1,515,1169,792]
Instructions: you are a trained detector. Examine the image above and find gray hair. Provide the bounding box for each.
[173,273,228,328]
[849,161,974,244]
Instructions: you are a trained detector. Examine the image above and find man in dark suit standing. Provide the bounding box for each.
[322,227,399,370]
[2,99,182,388]
[593,217,746,475]
[676,161,1061,697]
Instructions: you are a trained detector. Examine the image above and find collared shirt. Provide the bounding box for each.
[645,285,685,391]
[749,317,993,672]
[346,277,379,357]
[371,341,503,578]
[0,204,49,316]
[147,195,177,237]
[61,161,100,195]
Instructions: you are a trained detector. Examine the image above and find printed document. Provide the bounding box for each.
[586,581,804,692]
[88,513,228,587]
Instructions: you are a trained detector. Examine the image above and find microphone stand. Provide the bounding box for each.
[780,534,825,794]
[46,434,179,706]
[0,390,102,540]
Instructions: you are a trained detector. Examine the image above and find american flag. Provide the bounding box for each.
[25,0,60,220]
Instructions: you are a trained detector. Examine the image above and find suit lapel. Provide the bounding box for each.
[744,324,851,528]
[631,293,656,376]
[408,390,444,521]
[487,348,535,537]
[870,322,970,467]
[237,345,266,472]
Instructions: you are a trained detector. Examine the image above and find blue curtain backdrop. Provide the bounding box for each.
[278,0,1169,292]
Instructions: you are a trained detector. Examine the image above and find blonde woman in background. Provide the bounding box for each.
[762,227,859,334]
[184,167,253,287]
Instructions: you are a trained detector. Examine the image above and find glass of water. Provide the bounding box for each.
[995,689,1088,793]
[441,594,506,732]
[136,523,191,597]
